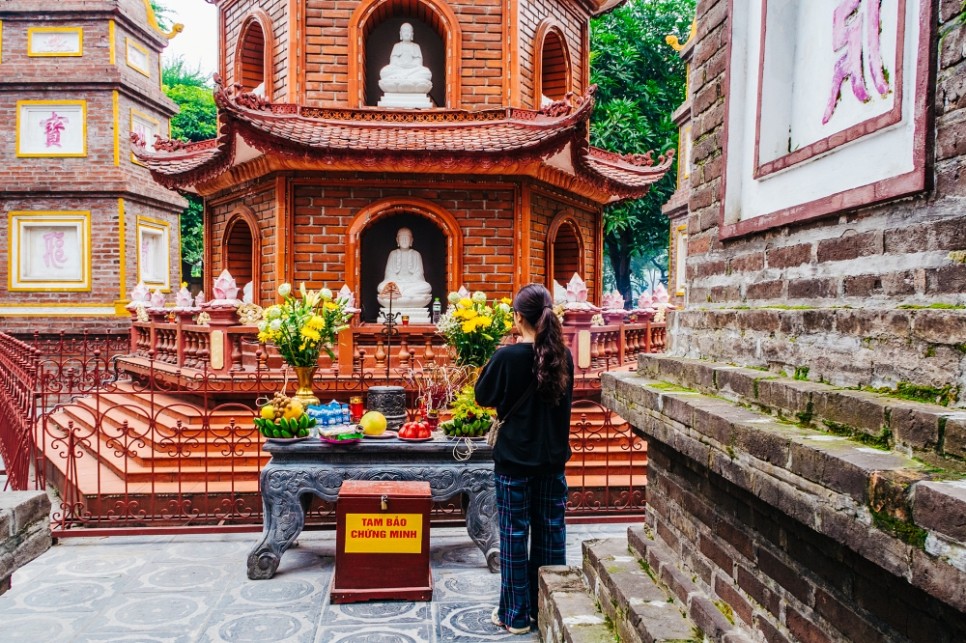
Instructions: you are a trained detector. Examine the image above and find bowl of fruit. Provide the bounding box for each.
[398,418,434,442]
[254,392,317,442]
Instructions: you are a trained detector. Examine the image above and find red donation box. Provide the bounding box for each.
[332,480,433,603]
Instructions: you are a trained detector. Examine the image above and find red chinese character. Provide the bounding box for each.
[823,0,890,124]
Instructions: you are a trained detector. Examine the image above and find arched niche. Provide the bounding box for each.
[222,207,261,304]
[346,198,463,323]
[547,214,584,289]
[349,0,462,108]
[235,11,274,96]
[534,21,572,105]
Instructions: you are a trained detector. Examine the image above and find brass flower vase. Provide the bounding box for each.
[292,366,320,407]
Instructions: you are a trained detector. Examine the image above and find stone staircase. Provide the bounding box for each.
[539,525,755,643]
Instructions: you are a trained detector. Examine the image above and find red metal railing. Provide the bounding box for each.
[0,321,660,534]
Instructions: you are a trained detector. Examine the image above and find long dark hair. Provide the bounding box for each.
[513,284,570,404]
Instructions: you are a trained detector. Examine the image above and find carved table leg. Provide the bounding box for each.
[247,480,308,580]
[465,481,500,573]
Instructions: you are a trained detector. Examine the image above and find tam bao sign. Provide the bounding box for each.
[344,513,423,554]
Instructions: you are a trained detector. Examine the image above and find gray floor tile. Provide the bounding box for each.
[0,521,634,641]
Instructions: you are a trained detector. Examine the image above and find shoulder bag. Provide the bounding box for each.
[487,380,536,447]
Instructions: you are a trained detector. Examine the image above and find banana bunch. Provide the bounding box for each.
[255,393,316,439]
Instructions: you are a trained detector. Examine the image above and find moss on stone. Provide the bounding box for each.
[874,382,960,407]
[793,365,810,381]
[714,600,736,624]
[649,381,697,393]
[638,559,657,582]
[821,419,892,450]
[897,303,966,310]
[870,508,928,550]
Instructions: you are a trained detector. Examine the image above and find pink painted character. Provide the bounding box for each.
[823,0,890,124]
[42,230,67,268]
[42,111,69,148]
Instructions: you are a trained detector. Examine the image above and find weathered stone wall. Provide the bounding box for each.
[0,491,51,596]
[604,355,966,642]
[674,0,966,400]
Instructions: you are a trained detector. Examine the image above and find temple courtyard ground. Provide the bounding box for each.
[0,505,629,642]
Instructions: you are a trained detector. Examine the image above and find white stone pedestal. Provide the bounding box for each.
[379,306,431,324]
[378,93,433,109]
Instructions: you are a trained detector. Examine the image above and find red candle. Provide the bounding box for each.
[349,396,364,423]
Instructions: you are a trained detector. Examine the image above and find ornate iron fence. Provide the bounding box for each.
[0,326,650,536]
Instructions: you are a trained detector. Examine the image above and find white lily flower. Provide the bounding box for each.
[278,283,292,297]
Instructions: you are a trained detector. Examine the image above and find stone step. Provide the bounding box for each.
[540,527,758,643]
[538,566,614,643]
[582,537,700,643]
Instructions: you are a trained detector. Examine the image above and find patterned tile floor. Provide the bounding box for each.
[0,522,633,642]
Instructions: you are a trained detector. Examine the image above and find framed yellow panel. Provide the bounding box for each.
[108,20,116,65]
[1,21,4,64]
[8,211,92,292]
[125,37,151,76]
[16,100,87,158]
[27,26,83,57]
[136,215,171,292]
[130,107,160,164]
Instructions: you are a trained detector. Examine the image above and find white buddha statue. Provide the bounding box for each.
[377,227,433,322]
[378,23,433,109]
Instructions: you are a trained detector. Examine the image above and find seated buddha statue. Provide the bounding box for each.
[377,227,433,313]
[378,23,433,108]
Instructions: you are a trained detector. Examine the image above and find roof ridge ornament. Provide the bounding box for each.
[538,85,597,118]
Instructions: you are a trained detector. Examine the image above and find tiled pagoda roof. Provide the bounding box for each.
[134,78,673,204]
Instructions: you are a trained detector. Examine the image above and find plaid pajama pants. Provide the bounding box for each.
[494,472,568,630]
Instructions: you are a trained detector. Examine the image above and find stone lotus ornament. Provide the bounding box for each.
[638,291,654,309]
[242,281,254,304]
[566,273,588,303]
[338,284,360,313]
[653,283,670,304]
[552,280,568,305]
[149,289,165,308]
[175,284,194,308]
[129,281,150,305]
[195,290,206,307]
[211,269,240,303]
[601,290,625,311]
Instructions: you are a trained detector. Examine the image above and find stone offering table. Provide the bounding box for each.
[247,437,499,580]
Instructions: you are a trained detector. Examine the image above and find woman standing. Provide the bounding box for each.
[475,283,575,634]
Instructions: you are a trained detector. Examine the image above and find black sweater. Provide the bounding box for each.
[474,342,574,477]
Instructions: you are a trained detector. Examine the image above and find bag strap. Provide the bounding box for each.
[499,379,536,422]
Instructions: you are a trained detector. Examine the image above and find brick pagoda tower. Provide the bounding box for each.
[0,0,186,336]
[135,0,672,320]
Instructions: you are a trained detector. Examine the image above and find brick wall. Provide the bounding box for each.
[530,188,599,300]
[222,0,290,102]
[605,359,966,643]
[208,180,277,304]
[517,0,587,109]
[670,0,966,398]
[289,180,517,292]
[645,438,966,643]
[205,175,606,308]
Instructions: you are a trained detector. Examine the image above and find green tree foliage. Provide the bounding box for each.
[161,56,217,278]
[591,0,695,305]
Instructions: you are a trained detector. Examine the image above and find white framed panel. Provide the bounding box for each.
[27,26,83,56]
[720,0,931,239]
[130,108,160,164]
[16,100,87,157]
[125,37,151,76]
[8,211,92,292]
[673,223,688,297]
[136,215,171,291]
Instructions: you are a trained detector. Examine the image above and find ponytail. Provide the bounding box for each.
[513,284,570,404]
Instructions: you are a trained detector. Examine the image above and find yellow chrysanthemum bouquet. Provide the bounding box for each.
[256,282,351,366]
[436,290,513,367]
